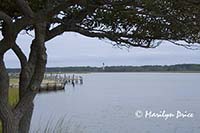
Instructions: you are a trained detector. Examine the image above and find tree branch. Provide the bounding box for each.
[70,26,158,48]
[15,0,34,18]
[0,54,9,104]
[12,43,28,67]
[28,23,47,90]
[0,40,11,54]
[14,22,47,118]
[45,6,95,42]
[0,11,12,24]
[46,0,76,17]
[45,25,66,41]
[12,44,29,98]
[0,53,13,126]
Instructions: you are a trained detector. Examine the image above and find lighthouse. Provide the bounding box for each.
[102,63,105,71]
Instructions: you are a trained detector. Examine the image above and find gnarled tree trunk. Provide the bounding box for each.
[0,22,47,133]
[19,103,34,133]
[0,54,18,133]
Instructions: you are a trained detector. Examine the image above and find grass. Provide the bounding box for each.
[8,78,19,107]
[30,117,85,133]
[10,78,19,84]
[1,117,85,133]
[0,78,78,133]
[9,88,19,107]
[0,88,19,133]
[0,78,19,133]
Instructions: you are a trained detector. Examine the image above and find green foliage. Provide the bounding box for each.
[0,0,18,17]
[0,0,50,17]
[1,0,200,48]
[103,64,200,72]
[9,88,19,107]
[0,77,19,133]
[0,86,19,133]
[36,64,200,73]
[8,78,19,107]
[8,64,200,73]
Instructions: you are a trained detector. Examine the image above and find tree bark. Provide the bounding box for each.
[0,22,47,133]
[19,102,34,133]
[0,54,18,133]
[0,55,9,106]
[1,3,49,132]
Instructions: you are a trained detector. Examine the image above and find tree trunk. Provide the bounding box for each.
[1,109,33,133]
[2,116,18,133]
[0,55,9,110]
[0,54,18,133]
[0,22,47,133]
[19,102,34,133]
[0,32,19,132]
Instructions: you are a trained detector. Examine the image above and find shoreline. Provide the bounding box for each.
[44,71,200,74]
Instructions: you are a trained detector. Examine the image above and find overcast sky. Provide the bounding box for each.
[3,32,200,68]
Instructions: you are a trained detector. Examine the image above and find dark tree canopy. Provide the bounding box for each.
[0,1,200,133]
[1,0,200,49]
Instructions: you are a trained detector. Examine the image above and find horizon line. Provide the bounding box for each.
[6,63,200,69]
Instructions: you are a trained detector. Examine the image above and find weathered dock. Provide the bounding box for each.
[44,74,83,85]
[39,83,65,92]
[10,82,65,92]
[41,74,83,91]
[9,73,83,92]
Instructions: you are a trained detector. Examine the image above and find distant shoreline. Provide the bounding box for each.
[7,64,200,73]
[47,71,200,73]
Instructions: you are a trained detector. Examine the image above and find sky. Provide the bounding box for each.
[2,32,200,68]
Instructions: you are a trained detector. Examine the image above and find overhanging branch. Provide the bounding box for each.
[12,43,28,67]
[45,25,66,42]
[16,0,34,18]
[0,11,12,24]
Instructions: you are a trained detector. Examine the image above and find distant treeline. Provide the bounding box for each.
[7,64,200,73]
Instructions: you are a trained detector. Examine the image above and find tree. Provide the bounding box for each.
[0,0,200,132]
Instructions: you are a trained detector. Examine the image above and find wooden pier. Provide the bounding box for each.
[39,83,65,92]
[9,73,83,92]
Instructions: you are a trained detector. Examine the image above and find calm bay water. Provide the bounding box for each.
[30,73,200,133]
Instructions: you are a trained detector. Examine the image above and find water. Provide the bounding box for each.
[30,73,200,133]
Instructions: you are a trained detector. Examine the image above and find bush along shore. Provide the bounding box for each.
[7,64,200,73]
